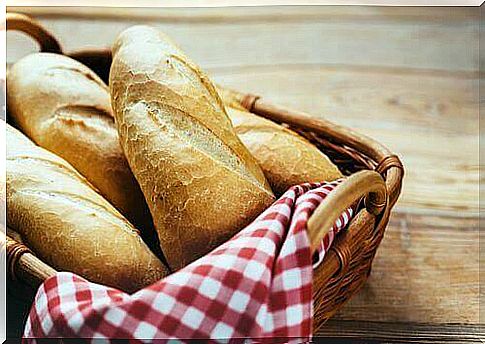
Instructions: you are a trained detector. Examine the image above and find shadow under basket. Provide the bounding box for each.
[5,12,404,334]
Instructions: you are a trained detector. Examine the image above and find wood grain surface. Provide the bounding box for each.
[5,5,482,341]
[317,320,485,343]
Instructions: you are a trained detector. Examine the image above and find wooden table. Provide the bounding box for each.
[6,5,483,342]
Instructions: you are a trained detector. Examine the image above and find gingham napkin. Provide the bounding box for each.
[23,180,354,343]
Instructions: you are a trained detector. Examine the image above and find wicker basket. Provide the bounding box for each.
[5,13,404,333]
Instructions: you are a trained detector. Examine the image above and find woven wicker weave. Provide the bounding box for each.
[5,12,404,333]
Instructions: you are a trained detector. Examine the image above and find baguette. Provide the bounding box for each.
[226,106,343,195]
[6,124,168,293]
[6,53,152,234]
[110,26,275,270]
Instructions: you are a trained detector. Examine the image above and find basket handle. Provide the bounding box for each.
[3,233,57,289]
[307,170,387,253]
[6,12,63,54]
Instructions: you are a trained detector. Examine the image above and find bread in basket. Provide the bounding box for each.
[5,12,404,332]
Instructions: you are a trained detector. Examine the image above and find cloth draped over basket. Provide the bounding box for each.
[23,180,354,342]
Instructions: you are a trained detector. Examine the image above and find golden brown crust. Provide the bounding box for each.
[216,86,249,112]
[226,106,343,195]
[110,26,275,270]
[6,53,152,233]
[6,124,168,293]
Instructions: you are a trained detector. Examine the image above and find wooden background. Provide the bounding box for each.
[6,5,483,342]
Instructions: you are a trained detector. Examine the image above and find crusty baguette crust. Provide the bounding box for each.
[216,87,249,112]
[6,124,168,293]
[110,26,275,270]
[226,106,343,195]
[7,53,152,232]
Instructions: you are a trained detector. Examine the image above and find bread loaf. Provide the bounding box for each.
[7,53,152,233]
[226,106,343,195]
[109,26,275,270]
[6,124,168,293]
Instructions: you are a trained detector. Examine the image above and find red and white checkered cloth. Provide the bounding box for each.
[23,180,354,343]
